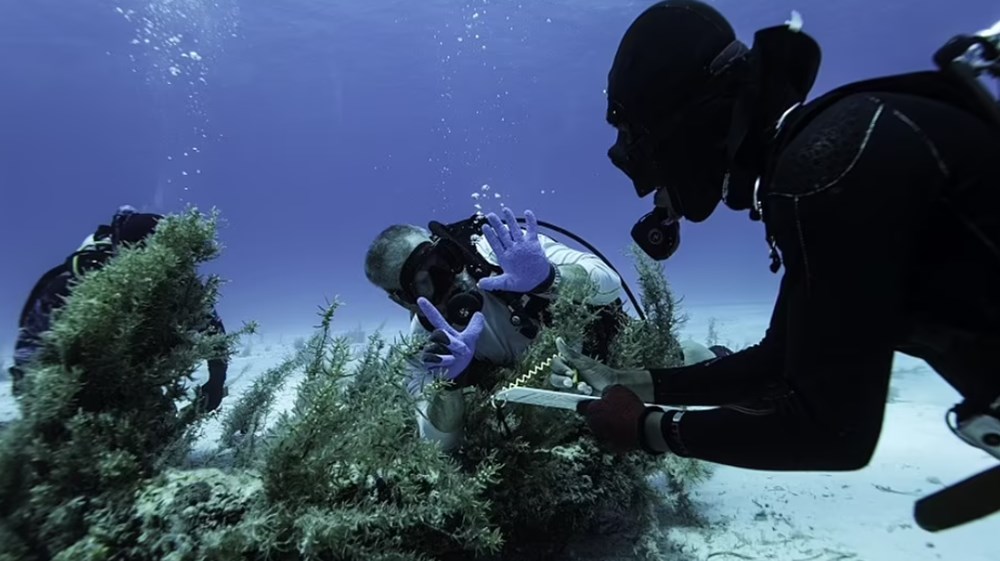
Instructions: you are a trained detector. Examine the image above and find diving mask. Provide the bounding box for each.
[394,238,467,306]
[393,238,486,329]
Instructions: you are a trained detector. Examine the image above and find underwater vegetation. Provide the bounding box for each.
[0,209,710,561]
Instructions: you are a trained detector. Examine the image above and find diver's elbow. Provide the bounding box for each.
[823,432,879,471]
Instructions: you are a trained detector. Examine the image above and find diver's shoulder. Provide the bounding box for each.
[767,93,886,195]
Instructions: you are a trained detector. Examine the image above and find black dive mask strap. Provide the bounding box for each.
[397,241,433,303]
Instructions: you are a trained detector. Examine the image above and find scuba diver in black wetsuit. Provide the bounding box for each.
[9,206,229,412]
[548,0,1000,531]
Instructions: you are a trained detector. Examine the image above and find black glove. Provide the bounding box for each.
[198,360,228,412]
[197,380,225,412]
[8,366,25,397]
[576,385,656,455]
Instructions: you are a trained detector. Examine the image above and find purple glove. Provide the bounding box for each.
[478,208,554,294]
[417,297,485,381]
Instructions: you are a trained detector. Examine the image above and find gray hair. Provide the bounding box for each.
[364,224,431,291]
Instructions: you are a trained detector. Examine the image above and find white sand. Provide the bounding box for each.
[667,305,999,561]
[1,306,997,560]
[663,381,997,561]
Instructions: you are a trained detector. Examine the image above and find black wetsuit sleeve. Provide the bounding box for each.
[13,272,73,368]
[646,284,788,407]
[653,93,955,470]
[205,309,228,386]
[205,309,226,340]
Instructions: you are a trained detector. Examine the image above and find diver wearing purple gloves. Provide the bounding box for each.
[364,208,627,451]
[364,208,729,451]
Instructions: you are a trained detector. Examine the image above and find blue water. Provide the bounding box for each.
[0,0,996,337]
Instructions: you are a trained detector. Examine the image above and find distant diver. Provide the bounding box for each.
[10,205,229,413]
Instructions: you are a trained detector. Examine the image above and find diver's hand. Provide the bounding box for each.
[196,380,226,412]
[478,208,554,294]
[418,297,485,382]
[576,385,650,455]
[549,337,621,395]
[550,337,654,401]
[8,366,25,397]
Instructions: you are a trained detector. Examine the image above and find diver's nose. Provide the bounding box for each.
[608,142,628,169]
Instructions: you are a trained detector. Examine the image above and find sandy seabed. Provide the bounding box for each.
[0,302,996,561]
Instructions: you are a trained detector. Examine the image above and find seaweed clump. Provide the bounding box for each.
[0,210,710,561]
[454,244,710,560]
[0,208,251,560]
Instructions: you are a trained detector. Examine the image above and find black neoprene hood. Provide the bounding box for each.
[606,0,739,130]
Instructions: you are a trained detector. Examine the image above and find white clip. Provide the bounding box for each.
[786,10,804,33]
[976,20,1000,40]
